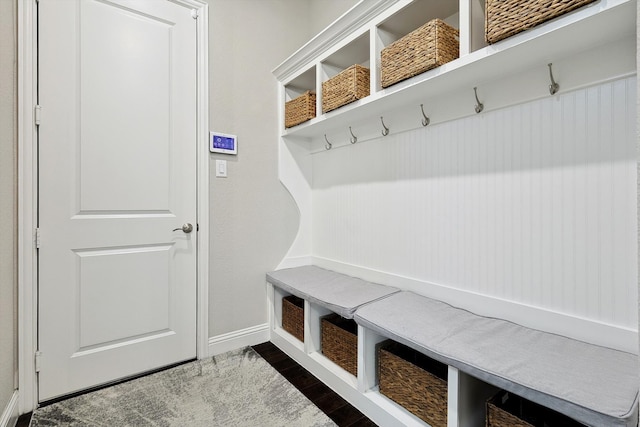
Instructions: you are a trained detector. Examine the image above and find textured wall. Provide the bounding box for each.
[207,0,352,337]
[0,0,17,414]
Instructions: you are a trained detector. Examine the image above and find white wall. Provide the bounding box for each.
[207,0,353,340]
[0,0,17,418]
[312,77,638,338]
[309,0,359,35]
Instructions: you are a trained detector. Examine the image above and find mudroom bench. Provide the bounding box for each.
[266,266,639,427]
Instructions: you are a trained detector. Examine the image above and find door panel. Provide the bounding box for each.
[38,0,197,401]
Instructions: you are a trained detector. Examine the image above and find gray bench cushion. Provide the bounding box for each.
[266,265,399,319]
[354,291,639,427]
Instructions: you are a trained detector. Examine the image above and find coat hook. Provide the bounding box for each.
[474,87,484,114]
[420,104,430,127]
[349,126,358,144]
[380,116,389,136]
[324,134,332,150]
[548,63,559,95]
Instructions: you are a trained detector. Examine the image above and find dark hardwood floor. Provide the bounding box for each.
[252,341,378,427]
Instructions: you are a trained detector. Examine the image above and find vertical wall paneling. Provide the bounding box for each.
[312,78,638,334]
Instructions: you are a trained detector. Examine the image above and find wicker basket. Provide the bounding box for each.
[322,64,370,113]
[487,390,585,426]
[321,313,358,376]
[379,341,448,427]
[485,0,597,44]
[285,91,316,128]
[381,19,459,89]
[282,295,304,342]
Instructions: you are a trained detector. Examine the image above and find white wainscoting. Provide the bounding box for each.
[311,77,637,350]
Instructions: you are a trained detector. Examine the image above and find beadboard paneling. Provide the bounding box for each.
[312,77,637,330]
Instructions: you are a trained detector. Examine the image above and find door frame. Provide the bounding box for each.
[17,0,210,413]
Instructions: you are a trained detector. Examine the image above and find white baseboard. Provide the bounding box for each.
[0,391,19,427]
[312,257,638,354]
[208,323,270,356]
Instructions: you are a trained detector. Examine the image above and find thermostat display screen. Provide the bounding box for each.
[210,132,237,155]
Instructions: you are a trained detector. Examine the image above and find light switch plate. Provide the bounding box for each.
[215,159,227,178]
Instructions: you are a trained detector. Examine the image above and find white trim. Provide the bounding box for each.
[208,324,271,356]
[17,0,210,412]
[312,257,639,354]
[0,391,19,427]
[187,0,210,362]
[17,0,38,415]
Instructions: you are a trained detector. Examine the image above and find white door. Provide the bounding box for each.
[38,0,197,401]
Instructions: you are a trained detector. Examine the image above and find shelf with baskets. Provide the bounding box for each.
[276,0,635,143]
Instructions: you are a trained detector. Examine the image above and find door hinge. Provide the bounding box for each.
[35,351,42,373]
[35,228,41,249]
[191,9,198,19]
[34,105,41,126]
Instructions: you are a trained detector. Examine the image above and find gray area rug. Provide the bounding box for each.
[31,347,336,426]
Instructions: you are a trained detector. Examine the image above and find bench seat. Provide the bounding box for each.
[354,291,639,427]
[266,265,399,319]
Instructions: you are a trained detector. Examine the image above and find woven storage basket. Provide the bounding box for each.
[379,341,448,427]
[285,91,316,128]
[282,295,304,342]
[381,19,459,89]
[487,390,585,427]
[321,313,358,376]
[485,0,597,44]
[322,64,370,113]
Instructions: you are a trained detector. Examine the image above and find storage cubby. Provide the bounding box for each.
[469,0,487,53]
[375,0,459,91]
[376,0,459,47]
[378,341,448,427]
[284,67,316,101]
[283,67,317,128]
[281,295,304,342]
[321,313,358,376]
[487,390,586,426]
[320,31,371,114]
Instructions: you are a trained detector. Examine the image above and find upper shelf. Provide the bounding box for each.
[275,0,635,140]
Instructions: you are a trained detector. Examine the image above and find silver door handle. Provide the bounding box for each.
[173,223,193,233]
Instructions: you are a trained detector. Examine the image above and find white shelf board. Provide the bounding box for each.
[365,389,434,427]
[309,351,359,388]
[273,326,305,352]
[281,0,635,140]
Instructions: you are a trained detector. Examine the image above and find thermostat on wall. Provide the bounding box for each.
[209,132,237,155]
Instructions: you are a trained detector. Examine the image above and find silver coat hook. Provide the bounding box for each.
[474,87,484,114]
[380,116,389,136]
[349,126,358,144]
[420,104,430,127]
[324,134,332,150]
[548,63,559,95]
